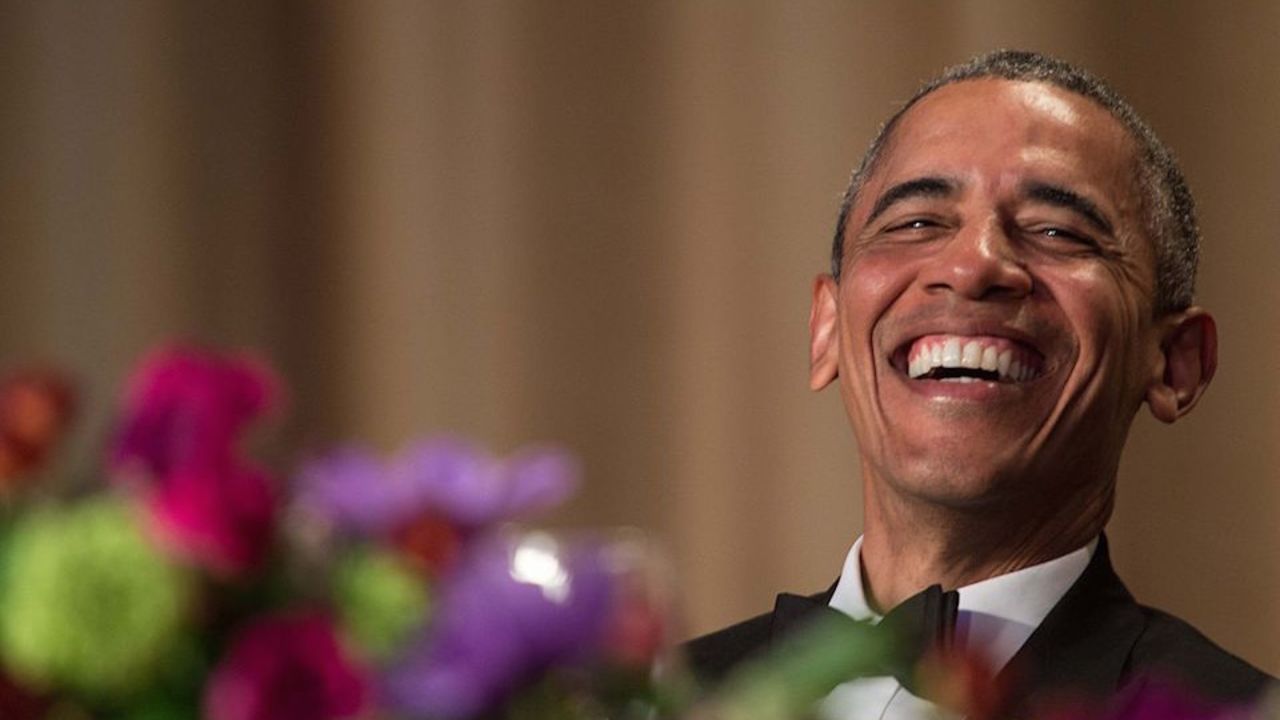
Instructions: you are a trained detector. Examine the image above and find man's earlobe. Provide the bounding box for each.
[809,274,841,391]
[1146,307,1217,424]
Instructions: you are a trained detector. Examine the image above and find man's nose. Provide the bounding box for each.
[920,220,1033,301]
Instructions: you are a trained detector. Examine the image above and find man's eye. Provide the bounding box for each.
[1036,226,1096,248]
[888,219,938,232]
[1042,227,1078,239]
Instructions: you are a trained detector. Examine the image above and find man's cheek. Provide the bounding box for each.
[846,252,918,298]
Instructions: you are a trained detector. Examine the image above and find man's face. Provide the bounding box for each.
[810,78,1165,507]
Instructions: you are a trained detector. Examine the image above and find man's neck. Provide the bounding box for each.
[857,475,1111,613]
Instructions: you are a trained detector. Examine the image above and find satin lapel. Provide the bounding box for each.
[998,535,1145,717]
[769,584,839,646]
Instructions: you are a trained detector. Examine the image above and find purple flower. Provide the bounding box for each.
[297,437,578,536]
[204,611,370,720]
[382,532,615,719]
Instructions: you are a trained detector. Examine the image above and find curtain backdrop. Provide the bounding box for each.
[3,0,1278,672]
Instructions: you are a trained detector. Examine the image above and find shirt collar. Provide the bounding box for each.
[828,535,1097,673]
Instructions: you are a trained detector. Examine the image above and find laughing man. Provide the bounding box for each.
[686,50,1272,719]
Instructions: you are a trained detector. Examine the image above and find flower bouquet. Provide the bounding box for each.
[0,346,681,720]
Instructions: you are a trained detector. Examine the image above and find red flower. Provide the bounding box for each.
[204,612,369,720]
[915,647,1007,720]
[112,345,281,575]
[0,368,75,487]
[391,511,466,577]
[0,666,49,720]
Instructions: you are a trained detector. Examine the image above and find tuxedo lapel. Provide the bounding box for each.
[768,586,838,646]
[997,535,1145,716]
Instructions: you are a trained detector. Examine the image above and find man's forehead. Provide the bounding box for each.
[852,78,1140,220]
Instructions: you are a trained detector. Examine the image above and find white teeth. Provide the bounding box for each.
[941,338,962,366]
[909,349,927,378]
[906,337,1038,383]
[981,346,999,372]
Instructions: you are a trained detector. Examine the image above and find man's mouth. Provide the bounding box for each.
[899,334,1044,384]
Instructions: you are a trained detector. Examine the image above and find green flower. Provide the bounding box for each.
[333,545,429,662]
[0,496,189,697]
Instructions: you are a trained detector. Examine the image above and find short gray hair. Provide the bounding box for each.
[830,49,1198,315]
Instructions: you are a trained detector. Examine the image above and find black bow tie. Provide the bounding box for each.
[771,583,960,697]
[877,584,960,692]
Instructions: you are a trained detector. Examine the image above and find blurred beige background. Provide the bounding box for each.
[2,1,1278,673]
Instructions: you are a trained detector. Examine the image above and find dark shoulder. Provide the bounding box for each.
[1129,604,1273,703]
[682,610,775,685]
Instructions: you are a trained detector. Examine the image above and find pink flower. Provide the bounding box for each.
[1044,679,1253,720]
[112,346,278,477]
[149,462,277,576]
[204,612,369,720]
[111,345,281,575]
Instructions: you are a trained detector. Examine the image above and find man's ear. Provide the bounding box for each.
[809,274,840,391]
[1146,307,1217,423]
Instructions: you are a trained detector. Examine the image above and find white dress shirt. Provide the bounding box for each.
[819,536,1097,720]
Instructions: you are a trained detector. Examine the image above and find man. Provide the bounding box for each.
[685,50,1272,718]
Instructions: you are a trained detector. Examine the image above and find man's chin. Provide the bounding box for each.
[874,455,1033,510]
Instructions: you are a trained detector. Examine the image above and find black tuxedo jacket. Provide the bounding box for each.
[685,537,1272,717]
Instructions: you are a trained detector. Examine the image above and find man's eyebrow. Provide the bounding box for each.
[1022,181,1114,235]
[864,177,957,227]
